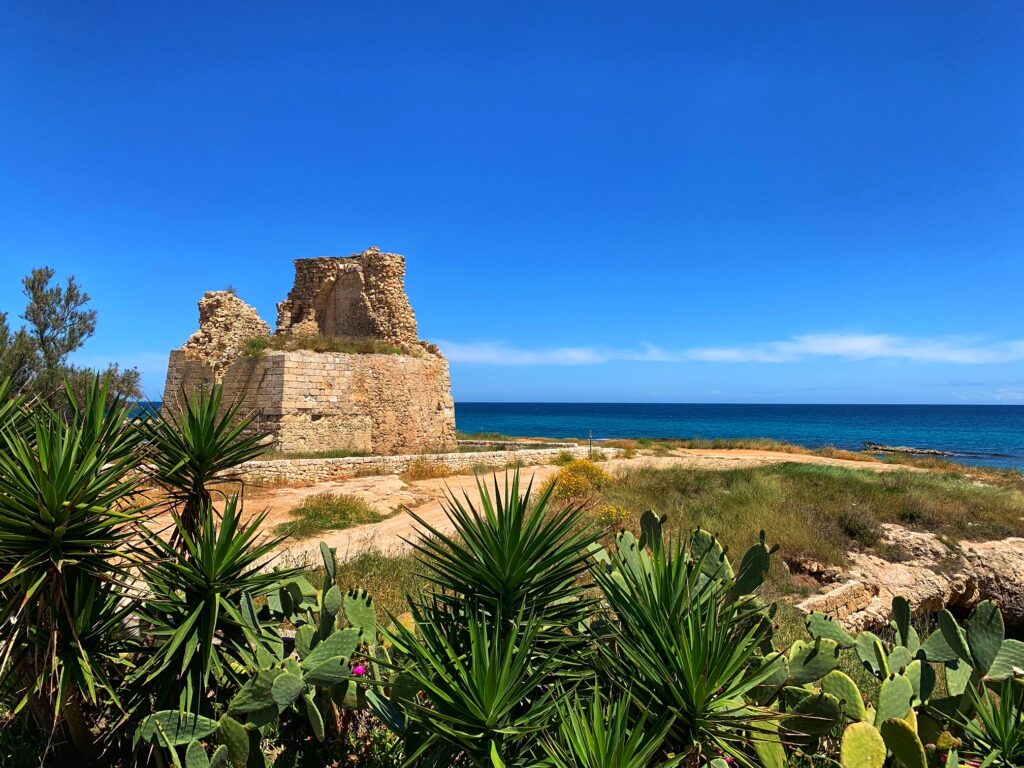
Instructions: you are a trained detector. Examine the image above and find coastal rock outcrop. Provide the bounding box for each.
[795,523,1024,629]
[180,290,270,379]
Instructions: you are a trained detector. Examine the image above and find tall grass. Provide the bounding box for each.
[273,491,383,538]
[600,463,1024,574]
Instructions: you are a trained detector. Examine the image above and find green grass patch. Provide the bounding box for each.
[273,492,384,539]
[600,463,1024,572]
[244,333,405,357]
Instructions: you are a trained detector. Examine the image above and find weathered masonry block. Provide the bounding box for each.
[162,248,457,454]
[275,247,419,345]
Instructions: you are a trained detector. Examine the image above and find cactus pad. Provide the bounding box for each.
[880,717,927,768]
[840,722,886,768]
[787,638,842,685]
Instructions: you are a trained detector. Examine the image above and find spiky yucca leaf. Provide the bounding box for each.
[959,679,1024,766]
[141,384,268,539]
[540,687,682,768]
[593,532,782,766]
[134,497,293,712]
[405,470,599,631]
[383,602,559,767]
[0,377,144,723]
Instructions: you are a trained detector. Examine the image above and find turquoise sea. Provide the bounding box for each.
[455,403,1024,470]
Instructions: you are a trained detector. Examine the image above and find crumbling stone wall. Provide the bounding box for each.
[180,291,270,379]
[162,248,457,455]
[275,247,419,346]
[163,350,456,454]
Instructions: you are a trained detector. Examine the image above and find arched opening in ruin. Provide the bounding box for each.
[314,271,376,337]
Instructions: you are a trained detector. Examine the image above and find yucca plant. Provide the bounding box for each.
[959,680,1024,767]
[539,687,681,768]
[0,377,144,754]
[383,601,559,767]
[141,384,268,540]
[406,471,599,632]
[593,531,782,767]
[133,497,293,712]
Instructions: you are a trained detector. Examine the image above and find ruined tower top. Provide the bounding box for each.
[275,247,419,346]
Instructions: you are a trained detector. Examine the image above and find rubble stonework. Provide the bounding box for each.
[180,291,270,379]
[275,247,419,346]
[162,249,457,454]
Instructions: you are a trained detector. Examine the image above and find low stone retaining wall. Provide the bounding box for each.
[240,444,620,485]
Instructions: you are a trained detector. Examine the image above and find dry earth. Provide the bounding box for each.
[240,448,913,567]
[149,447,1024,627]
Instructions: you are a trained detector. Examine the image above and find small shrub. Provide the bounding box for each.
[542,459,611,503]
[553,450,576,466]
[243,335,270,356]
[621,447,637,459]
[589,449,608,462]
[596,503,631,528]
[837,506,879,547]
[400,459,452,482]
[273,492,381,538]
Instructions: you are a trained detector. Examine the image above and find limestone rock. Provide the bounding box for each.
[181,291,270,379]
[276,247,421,349]
[795,523,1024,629]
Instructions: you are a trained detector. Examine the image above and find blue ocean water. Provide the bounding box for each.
[455,403,1024,470]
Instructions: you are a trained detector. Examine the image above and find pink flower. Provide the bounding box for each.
[352,664,367,677]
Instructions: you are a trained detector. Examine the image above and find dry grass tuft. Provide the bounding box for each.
[400,459,452,482]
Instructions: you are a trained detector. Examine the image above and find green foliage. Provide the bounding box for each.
[539,688,680,768]
[244,333,404,356]
[407,472,599,630]
[0,267,139,401]
[0,378,144,748]
[142,383,269,540]
[273,492,383,539]
[385,604,558,766]
[958,679,1024,766]
[591,523,782,764]
[135,497,293,711]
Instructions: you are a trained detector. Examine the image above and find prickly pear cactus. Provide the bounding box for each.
[841,721,886,768]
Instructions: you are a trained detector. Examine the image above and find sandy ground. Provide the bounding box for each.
[236,448,911,567]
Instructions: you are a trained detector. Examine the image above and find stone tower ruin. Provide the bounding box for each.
[162,248,457,455]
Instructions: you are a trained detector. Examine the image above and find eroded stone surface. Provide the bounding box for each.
[162,248,457,454]
[275,247,419,347]
[796,523,1024,629]
[181,291,270,379]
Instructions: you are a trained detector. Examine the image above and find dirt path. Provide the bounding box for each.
[257,448,910,566]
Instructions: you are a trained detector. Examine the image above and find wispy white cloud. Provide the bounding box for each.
[437,341,675,366]
[438,334,1024,367]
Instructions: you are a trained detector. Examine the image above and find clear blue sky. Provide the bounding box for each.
[2,1,1022,403]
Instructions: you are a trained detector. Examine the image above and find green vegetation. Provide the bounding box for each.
[2,386,1023,767]
[137,481,1024,768]
[607,435,881,462]
[273,492,384,539]
[602,463,1024,572]
[0,266,139,402]
[244,333,404,357]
